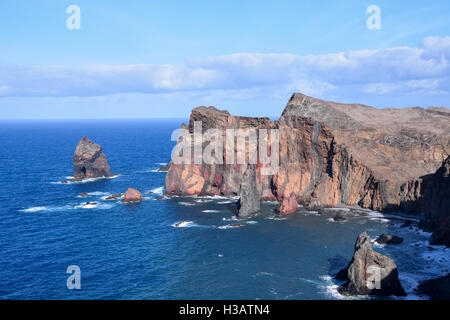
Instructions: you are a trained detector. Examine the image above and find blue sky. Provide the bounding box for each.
[1,0,450,118]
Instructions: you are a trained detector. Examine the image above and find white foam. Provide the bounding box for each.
[218,221,257,229]
[52,175,120,185]
[76,203,98,209]
[325,207,351,212]
[178,202,196,206]
[149,186,164,195]
[195,199,212,203]
[318,275,357,300]
[78,191,110,198]
[202,210,220,213]
[171,221,196,228]
[21,202,114,212]
[21,206,48,213]
[217,200,233,204]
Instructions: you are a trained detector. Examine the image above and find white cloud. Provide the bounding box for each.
[0,36,450,99]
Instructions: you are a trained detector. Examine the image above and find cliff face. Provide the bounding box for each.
[165,93,450,215]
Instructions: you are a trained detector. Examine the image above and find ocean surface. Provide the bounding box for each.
[0,119,448,300]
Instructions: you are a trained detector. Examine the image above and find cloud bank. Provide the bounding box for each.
[1,36,449,102]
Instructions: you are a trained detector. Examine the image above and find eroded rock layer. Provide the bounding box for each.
[165,93,450,216]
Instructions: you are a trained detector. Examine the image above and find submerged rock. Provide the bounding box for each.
[237,165,260,219]
[73,137,113,179]
[122,188,142,202]
[279,193,298,215]
[375,234,404,245]
[105,194,123,201]
[337,232,406,297]
[79,192,89,198]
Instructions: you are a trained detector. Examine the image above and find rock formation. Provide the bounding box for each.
[73,137,112,179]
[337,232,406,296]
[375,234,404,245]
[122,188,142,202]
[279,193,298,215]
[237,165,261,218]
[414,156,450,246]
[164,93,449,220]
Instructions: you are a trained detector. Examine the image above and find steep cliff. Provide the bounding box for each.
[164,93,450,216]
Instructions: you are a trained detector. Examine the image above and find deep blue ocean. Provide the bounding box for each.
[0,120,448,300]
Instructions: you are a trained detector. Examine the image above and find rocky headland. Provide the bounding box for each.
[164,93,449,245]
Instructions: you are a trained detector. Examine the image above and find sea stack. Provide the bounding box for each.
[237,165,260,219]
[337,232,406,297]
[73,137,112,179]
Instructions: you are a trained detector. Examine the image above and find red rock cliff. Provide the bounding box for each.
[165,93,450,213]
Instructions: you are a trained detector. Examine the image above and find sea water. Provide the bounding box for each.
[0,119,448,299]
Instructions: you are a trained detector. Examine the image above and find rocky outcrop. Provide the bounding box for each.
[164,93,449,216]
[337,232,406,296]
[73,137,112,179]
[417,156,450,246]
[375,234,404,245]
[237,165,261,218]
[279,193,298,215]
[122,188,142,202]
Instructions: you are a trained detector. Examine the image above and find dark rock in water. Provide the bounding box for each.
[333,211,347,222]
[156,196,164,200]
[237,165,260,219]
[79,192,89,198]
[73,137,113,179]
[375,234,404,245]
[279,193,298,215]
[122,188,142,202]
[147,191,154,195]
[337,232,406,297]
[61,181,69,184]
[229,222,249,228]
[105,194,123,201]
[157,163,170,172]
[418,274,450,300]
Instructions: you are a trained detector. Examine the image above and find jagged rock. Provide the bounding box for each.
[237,165,260,218]
[337,232,406,296]
[375,234,404,245]
[122,188,142,202]
[279,193,298,215]
[73,137,112,179]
